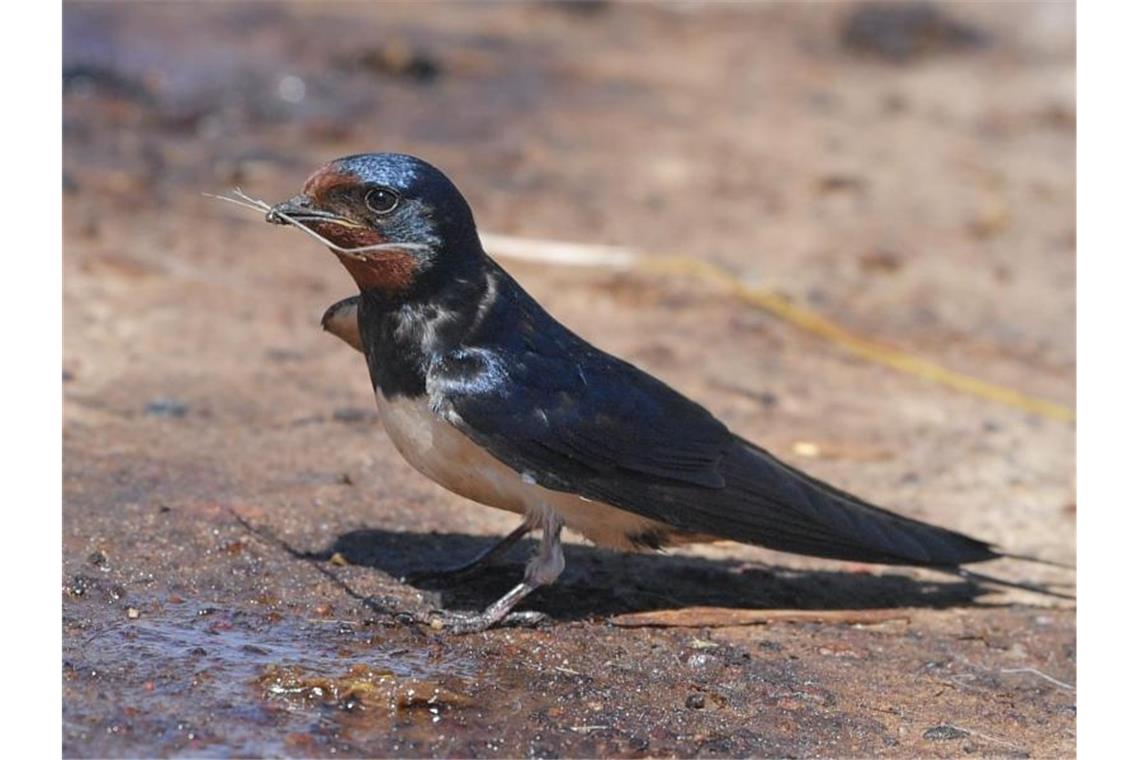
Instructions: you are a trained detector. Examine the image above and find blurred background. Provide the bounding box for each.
[63,3,1075,757]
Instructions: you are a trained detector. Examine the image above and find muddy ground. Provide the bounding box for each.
[63,2,1075,757]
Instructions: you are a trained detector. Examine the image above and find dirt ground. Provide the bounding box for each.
[63,2,1075,757]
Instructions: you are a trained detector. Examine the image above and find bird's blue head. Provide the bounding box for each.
[268,153,483,293]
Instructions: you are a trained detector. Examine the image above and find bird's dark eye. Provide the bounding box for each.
[364,187,400,215]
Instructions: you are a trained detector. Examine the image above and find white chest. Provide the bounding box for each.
[373,390,533,514]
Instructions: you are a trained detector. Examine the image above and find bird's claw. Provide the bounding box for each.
[502,610,549,628]
[426,608,549,634]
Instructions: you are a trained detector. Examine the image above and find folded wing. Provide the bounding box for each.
[430,345,998,567]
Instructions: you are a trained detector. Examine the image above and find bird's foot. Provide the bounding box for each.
[414,523,562,634]
[426,608,549,635]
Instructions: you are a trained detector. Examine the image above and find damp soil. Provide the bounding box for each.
[64,2,1074,757]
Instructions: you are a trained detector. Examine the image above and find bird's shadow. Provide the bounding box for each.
[321,528,989,620]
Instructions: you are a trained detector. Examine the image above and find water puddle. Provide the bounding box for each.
[65,604,482,756]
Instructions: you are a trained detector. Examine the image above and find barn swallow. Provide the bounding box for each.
[264,153,1062,632]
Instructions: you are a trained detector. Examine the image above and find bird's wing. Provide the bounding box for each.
[428,346,733,490]
[428,345,998,567]
[321,296,363,352]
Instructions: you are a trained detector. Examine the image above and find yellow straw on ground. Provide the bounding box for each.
[642,256,1075,423]
[481,234,1075,424]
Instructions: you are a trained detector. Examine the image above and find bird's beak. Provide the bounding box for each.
[266,194,356,227]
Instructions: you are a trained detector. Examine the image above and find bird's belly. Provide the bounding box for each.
[372,390,682,550]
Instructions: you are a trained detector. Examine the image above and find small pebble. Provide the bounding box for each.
[793,441,820,457]
[144,398,189,418]
[333,407,373,423]
[923,725,969,741]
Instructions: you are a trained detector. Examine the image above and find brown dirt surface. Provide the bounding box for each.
[63,2,1075,757]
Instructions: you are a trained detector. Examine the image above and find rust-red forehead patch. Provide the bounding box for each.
[301,164,358,204]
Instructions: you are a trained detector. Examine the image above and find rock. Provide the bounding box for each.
[144,398,189,418]
[841,3,989,63]
[347,44,442,84]
[923,725,969,741]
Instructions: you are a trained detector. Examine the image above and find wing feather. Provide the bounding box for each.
[428,340,996,568]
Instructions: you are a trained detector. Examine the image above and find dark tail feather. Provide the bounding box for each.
[999,552,1075,571]
[701,438,1003,567]
[593,434,1070,601]
[939,566,1076,600]
[719,441,1076,599]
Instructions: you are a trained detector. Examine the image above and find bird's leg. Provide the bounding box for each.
[435,511,564,634]
[403,522,531,585]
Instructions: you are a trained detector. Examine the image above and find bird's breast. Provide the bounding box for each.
[371,389,687,550]
[373,389,531,513]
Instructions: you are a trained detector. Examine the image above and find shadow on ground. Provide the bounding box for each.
[320,528,985,620]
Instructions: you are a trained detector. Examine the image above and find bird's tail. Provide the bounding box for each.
[944,565,1074,600]
[996,552,1074,570]
[671,437,1074,598]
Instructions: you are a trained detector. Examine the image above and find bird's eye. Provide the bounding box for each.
[364,187,400,215]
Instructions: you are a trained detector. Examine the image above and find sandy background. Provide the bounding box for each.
[64,3,1074,756]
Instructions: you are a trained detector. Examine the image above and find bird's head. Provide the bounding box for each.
[267,153,482,294]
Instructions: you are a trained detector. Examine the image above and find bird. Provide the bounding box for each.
[260,152,1064,632]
